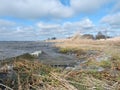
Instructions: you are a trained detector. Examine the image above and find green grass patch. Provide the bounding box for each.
[100,60,111,68]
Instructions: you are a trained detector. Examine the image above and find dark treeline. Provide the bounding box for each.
[82,31,111,40]
[47,31,112,40]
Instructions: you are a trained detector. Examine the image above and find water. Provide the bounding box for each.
[0,41,51,60]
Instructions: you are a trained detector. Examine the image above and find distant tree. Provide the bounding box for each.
[51,37,56,40]
[95,32,106,39]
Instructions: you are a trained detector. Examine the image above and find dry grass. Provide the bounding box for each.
[47,36,120,52]
[46,36,120,90]
[0,58,78,90]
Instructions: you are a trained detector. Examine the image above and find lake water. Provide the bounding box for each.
[0,41,52,60]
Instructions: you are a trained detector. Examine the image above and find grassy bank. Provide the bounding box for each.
[0,37,120,90]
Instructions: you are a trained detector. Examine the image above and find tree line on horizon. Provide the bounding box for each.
[82,31,111,40]
[47,31,112,40]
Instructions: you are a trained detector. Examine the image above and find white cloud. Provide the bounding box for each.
[0,0,113,19]
[112,0,120,13]
[0,19,16,27]
[0,0,73,19]
[70,0,110,13]
[37,22,61,29]
[63,18,94,30]
[0,19,38,40]
[101,12,120,28]
[36,18,95,39]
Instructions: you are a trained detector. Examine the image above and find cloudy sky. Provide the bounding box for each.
[0,0,120,41]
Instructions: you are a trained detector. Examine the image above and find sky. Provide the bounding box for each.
[0,0,120,41]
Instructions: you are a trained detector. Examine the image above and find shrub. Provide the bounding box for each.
[59,48,72,54]
[100,60,111,68]
[95,32,106,39]
[81,34,94,39]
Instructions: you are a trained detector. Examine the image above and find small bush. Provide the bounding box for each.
[100,60,111,68]
[16,53,34,60]
[59,48,72,54]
